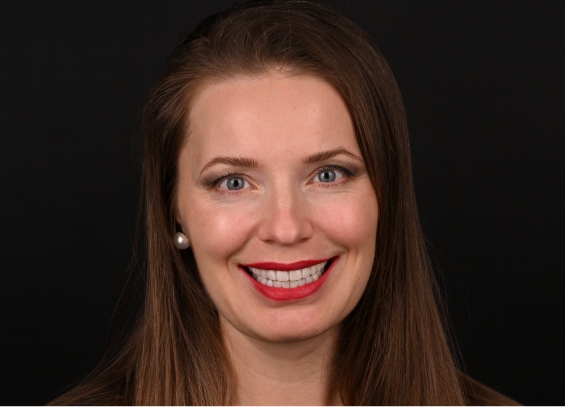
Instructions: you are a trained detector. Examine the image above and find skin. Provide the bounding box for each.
[176,72,378,405]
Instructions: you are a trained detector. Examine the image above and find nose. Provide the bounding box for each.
[257,183,313,246]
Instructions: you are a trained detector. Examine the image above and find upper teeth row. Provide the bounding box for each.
[249,261,327,282]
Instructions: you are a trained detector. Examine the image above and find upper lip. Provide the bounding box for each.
[240,258,333,271]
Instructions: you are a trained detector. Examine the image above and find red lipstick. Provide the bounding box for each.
[239,257,338,301]
[242,259,330,271]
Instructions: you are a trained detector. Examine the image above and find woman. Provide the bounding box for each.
[52,0,516,404]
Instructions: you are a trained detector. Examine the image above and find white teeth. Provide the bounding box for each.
[248,260,331,289]
[289,270,302,281]
[276,271,289,282]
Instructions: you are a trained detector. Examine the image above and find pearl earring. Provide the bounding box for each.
[173,232,190,250]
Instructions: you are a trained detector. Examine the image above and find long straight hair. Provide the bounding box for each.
[51,1,515,404]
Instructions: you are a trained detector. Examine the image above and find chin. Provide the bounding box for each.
[254,328,334,344]
[246,311,338,343]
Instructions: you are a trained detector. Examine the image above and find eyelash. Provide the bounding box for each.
[209,171,241,188]
[311,165,353,187]
[209,165,353,193]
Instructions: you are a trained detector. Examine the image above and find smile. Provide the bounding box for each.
[246,260,330,288]
[239,257,337,301]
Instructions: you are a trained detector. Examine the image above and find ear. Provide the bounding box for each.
[173,194,191,245]
[174,204,185,231]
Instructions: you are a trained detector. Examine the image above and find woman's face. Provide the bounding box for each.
[176,73,378,342]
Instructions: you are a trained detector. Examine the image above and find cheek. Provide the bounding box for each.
[187,199,257,263]
[312,190,378,250]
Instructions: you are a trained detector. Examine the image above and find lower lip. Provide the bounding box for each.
[240,257,338,302]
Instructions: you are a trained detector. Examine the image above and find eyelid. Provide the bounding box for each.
[314,164,353,178]
[218,176,250,191]
[207,163,355,191]
[208,172,253,193]
[208,171,240,187]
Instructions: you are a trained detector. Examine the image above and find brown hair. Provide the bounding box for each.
[51,1,516,405]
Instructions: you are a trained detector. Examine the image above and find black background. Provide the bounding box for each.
[1,1,564,405]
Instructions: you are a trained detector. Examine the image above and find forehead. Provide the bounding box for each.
[185,73,358,163]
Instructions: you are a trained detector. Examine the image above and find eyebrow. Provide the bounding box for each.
[200,157,259,175]
[301,148,364,165]
[199,148,363,175]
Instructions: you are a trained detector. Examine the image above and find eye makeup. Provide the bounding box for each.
[309,164,355,187]
[199,159,364,194]
[207,171,244,188]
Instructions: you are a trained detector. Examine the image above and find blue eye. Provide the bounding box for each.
[316,169,343,183]
[221,176,247,190]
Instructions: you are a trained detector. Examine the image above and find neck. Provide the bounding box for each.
[221,317,341,406]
